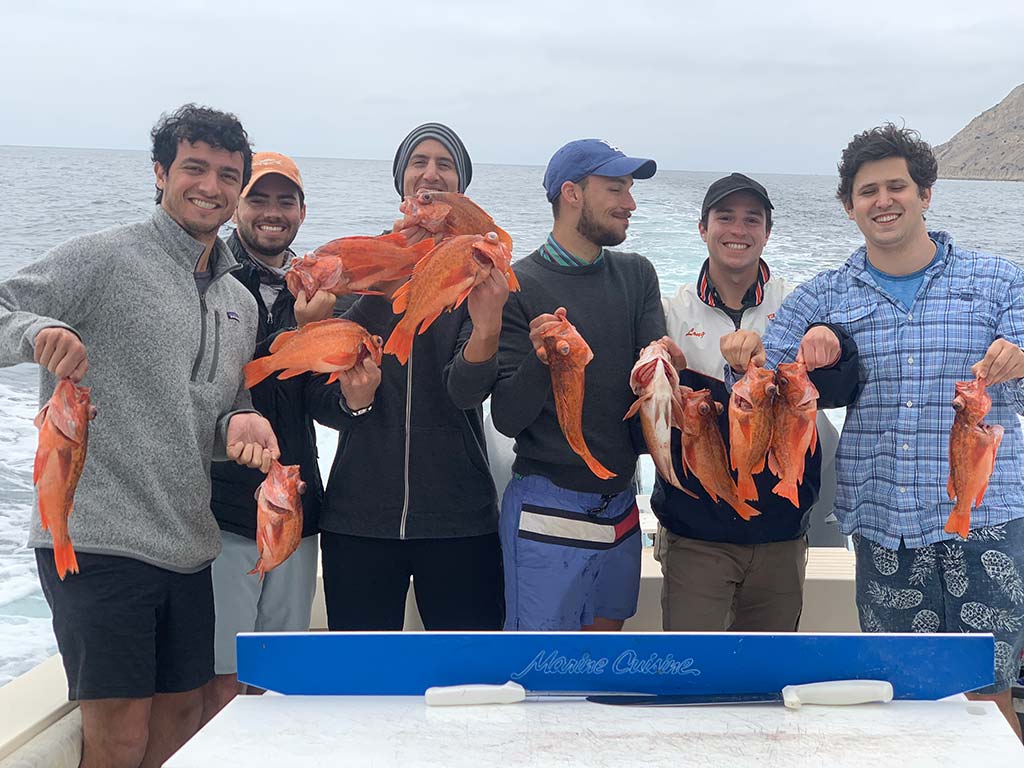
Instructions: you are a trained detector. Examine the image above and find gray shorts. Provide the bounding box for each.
[853,518,1024,693]
[211,531,319,675]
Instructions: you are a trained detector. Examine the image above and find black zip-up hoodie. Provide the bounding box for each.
[209,231,324,538]
[307,293,498,539]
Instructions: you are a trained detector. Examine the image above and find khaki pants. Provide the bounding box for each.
[655,526,808,632]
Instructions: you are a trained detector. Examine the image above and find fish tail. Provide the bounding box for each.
[52,537,79,581]
[736,472,759,503]
[944,507,971,539]
[771,477,800,507]
[729,497,761,521]
[247,561,267,582]
[582,451,617,480]
[383,320,416,365]
[243,357,277,389]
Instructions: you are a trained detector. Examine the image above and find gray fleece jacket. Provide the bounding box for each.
[0,207,258,573]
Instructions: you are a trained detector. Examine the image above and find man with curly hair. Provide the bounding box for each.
[720,123,1024,739]
[0,104,280,766]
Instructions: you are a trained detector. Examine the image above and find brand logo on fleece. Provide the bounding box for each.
[226,311,240,323]
[685,327,705,338]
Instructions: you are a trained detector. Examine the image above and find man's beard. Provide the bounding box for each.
[239,223,294,259]
[576,202,626,247]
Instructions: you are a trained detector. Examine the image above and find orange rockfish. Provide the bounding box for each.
[946,377,1004,539]
[676,387,759,520]
[624,340,682,489]
[767,362,819,507]
[399,191,513,251]
[538,308,616,480]
[244,318,383,388]
[384,232,519,365]
[249,460,306,581]
[33,379,97,580]
[285,233,435,300]
[729,362,777,502]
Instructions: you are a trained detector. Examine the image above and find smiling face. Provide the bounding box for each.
[402,138,459,196]
[155,139,244,246]
[235,174,306,265]
[699,190,770,274]
[575,175,636,247]
[844,156,931,253]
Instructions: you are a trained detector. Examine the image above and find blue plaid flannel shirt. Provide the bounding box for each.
[760,231,1024,549]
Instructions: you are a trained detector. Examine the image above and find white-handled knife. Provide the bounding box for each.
[425,679,893,709]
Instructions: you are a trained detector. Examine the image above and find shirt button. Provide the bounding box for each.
[907,356,914,364]
[899,487,907,494]
[906,401,913,408]
[907,313,913,321]
[902,443,910,450]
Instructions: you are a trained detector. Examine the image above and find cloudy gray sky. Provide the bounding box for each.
[3,0,1022,174]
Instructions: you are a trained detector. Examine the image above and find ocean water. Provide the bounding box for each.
[1,145,1023,687]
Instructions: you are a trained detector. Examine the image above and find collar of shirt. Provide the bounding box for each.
[538,233,604,267]
[696,258,771,310]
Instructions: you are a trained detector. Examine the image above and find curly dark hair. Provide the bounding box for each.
[836,123,937,208]
[150,104,253,203]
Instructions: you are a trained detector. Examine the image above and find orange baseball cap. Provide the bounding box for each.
[241,152,304,197]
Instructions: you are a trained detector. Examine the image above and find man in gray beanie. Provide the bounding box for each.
[312,121,507,633]
[392,121,473,197]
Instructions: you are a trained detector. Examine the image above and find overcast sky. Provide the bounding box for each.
[3,0,1022,174]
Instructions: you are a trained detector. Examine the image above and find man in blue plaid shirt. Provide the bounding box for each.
[721,124,1024,739]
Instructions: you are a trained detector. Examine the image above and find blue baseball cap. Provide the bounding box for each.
[543,139,657,202]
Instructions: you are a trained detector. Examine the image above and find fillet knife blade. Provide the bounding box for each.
[425,679,893,709]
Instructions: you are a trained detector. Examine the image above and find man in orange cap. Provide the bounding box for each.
[202,151,338,721]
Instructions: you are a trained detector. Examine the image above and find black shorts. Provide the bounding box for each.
[35,549,215,700]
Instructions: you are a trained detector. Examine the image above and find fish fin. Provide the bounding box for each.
[506,266,521,292]
[352,289,386,296]
[268,329,299,354]
[623,395,648,420]
[736,473,759,503]
[410,238,436,258]
[390,282,411,315]
[326,370,340,384]
[52,538,79,581]
[679,486,699,499]
[376,232,408,245]
[244,357,277,389]
[417,308,445,335]
[247,559,266,582]
[276,367,308,380]
[767,447,781,479]
[944,511,971,539]
[383,321,415,365]
[771,478,800,508]
[751,454,766,475]
[809,419,818,455]
[33,404,49,430]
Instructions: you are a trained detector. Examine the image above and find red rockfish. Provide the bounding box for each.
[33,379,97,580]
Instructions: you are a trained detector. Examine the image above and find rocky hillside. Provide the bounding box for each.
[934,84,1024,181]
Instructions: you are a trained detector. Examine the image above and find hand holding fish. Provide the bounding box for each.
[529,308,566,364]
[720,329,766,371]
[392,218,436,245]
[294,288,337,328]
[338,356,381,413]
[463,268,510,363]
[657,335,687,371]
[971,338,1024,385]
[34,327,89,382]
[796,325,841,372]
[226,413,280,473]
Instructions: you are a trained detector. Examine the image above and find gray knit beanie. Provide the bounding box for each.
[392,122,473,197]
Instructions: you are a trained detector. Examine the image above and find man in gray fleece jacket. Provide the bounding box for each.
[0,104,279,768]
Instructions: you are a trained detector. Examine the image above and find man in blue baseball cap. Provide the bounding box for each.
[491,138,667,631]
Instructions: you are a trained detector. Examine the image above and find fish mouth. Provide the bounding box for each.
[733,394,754,412]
